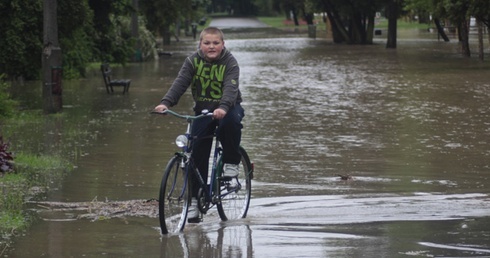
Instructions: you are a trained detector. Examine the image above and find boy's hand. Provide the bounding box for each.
[154,104,168,113]
[213,108,227,120]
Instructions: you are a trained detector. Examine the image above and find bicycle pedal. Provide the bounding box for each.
[219,176,235,181]
[219,179,232,185]
[187,217,202,224]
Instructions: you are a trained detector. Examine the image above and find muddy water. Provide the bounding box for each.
[5,29,490,257]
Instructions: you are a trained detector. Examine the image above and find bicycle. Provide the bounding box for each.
[151,109,254,234]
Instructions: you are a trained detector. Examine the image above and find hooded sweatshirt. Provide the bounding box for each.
[160,47,241,113]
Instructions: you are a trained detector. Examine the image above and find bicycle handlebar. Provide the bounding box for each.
[151,109,213,121]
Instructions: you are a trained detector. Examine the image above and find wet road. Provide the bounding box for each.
[4,21,490,257]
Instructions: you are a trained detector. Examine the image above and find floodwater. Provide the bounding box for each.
[4,27,490,257]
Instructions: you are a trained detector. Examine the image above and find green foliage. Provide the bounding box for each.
[119,15,158,61]
[405,0,490,25]
[107,15,137,64]
[0,211,25,231]
[88,0,138,64]
[253,0,279,16]
[0,0,138,80]
[0,174,27,212]
[469,0,490,26]
[58,0,95,78]
[439,0,470,23]
[0,0,43,80]
[140,0,180,32]
[0,171,28,246]
[140,0,203,40]
[0,75,18,119]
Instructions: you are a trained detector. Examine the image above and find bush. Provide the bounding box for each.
[0,137,14,174]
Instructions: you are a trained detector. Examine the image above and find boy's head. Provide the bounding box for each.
[199,27,225,62]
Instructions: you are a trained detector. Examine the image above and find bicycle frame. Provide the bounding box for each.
[156,109,235,213]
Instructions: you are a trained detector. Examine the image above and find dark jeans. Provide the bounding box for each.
[190,104,244,197]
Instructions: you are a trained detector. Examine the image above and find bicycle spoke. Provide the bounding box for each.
[217,147,252,221]
[159,156,189,234]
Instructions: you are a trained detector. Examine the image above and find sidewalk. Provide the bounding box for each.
[209,17,269,29]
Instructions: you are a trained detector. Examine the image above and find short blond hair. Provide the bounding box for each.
[199,27,225,42]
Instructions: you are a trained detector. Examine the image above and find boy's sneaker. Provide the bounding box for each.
[187,198,200,223]
[223,163,239,178]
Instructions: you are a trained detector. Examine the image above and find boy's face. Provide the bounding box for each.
[199,33,224,62]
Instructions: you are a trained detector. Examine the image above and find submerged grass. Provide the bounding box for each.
[0,106,76,256]
[0,76,102,254]
[0,149,73,254]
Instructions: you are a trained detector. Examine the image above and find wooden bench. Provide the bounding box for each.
[100,63,131,94]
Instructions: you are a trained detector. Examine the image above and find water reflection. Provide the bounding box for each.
[160,224,253,258]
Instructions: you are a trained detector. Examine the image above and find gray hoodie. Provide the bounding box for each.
[160,47,242,113]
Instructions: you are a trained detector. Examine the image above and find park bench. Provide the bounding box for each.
[100,63,131,94]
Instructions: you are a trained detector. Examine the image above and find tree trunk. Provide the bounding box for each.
[42,0,62,114]
[162,25,171,45]
[291,7,299,26]
[350,12,365,44]
[304,12,314,25]
[458,20,471,57]
[131,0,141,62]
[488,24,490,46]
[434,18,450,42]
[324,0,350,43]
[477,19,484,61]
[366,14,375,44]
[386,0,398,49]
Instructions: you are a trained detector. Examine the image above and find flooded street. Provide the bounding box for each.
[4,25,490,257]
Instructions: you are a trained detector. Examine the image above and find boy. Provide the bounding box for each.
[153,27,244,223]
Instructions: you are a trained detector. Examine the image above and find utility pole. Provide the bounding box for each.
[42,0,62,113]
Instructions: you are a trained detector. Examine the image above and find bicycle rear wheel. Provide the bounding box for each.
[217,146,253,221]
[159,155,189,234]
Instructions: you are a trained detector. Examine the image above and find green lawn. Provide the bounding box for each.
[257,16,431,30]
[376,18,431,29]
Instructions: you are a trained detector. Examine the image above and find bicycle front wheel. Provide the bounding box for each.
[159,155,189,234]
[217,146,253,221]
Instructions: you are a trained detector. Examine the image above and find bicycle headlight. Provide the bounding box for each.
[175,135,188,148]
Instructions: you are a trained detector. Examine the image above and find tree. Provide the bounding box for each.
[88,0,135,63]
[470,0,490,61]
[432,0,471,57]
[233,0,256,15]
[307,0,388,44]
[0,0,43,81]
[1,0,98,81]
[58,0,95,77]
[140,0,201,45]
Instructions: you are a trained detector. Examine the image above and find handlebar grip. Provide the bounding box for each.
[150,110,168,115]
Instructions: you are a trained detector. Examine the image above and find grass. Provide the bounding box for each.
[257,16,431,30]
[0,152,72,253]
[376,18,431,30]
[257,16,299,28]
